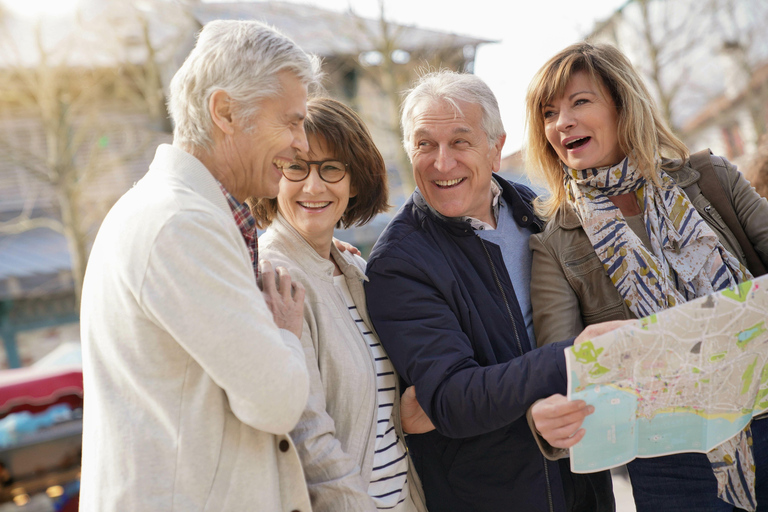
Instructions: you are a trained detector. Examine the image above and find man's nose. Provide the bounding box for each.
[293,126,309,154]
[434,145,457,172]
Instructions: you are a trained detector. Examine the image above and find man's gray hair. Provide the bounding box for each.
[169,20,321,151]
[400,70,505,160]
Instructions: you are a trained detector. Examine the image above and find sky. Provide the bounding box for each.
[296,0,629,155]
[3,0,629,155]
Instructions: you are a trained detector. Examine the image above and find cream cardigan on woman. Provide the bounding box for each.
[259,214,427,512]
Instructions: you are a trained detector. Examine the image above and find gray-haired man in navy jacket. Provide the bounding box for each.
[366,70,623,512]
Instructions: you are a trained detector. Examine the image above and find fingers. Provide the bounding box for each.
[403,386,416,399]
[333,238,361,256]
[533,395,591,420]
[532,394,593,449]
[555,428,587,449]
[259,260,276,295]
[574,319,637,344]
[276,266,293,300]
[291,280,305,304]
[260,261,300,303]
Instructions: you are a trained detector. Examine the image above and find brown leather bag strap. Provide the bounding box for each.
[689,148,767,277]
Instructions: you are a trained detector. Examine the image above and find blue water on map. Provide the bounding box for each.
[570,379,751,473]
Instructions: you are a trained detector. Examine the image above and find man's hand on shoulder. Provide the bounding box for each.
[333,238,361,256]
[258,260,305,339]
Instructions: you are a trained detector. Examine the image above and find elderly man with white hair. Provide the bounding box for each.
[79,20,320,511]
[365,70,627,512]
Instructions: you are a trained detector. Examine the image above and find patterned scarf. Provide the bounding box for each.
[565,156,757,510]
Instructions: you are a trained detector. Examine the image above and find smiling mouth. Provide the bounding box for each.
[298,201,331,209]
[434,178,465,188]
[273,158,291,169]
[565,137,590,150]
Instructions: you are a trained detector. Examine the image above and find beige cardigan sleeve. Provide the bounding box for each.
[140,209,309,434]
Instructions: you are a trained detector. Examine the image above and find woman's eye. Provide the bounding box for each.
[543,110,556,119]
[288,163,304,170]
[574,98,589,106]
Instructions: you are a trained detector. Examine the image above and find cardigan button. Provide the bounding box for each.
[279,439,290,452]
[522,215,529,222]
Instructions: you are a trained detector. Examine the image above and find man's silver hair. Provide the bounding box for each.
[400,70,505,161]
[168,20,321,151]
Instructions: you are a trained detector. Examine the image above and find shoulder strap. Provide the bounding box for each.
[689,148,767,277]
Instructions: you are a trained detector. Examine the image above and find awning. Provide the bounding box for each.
[0,365,83,418]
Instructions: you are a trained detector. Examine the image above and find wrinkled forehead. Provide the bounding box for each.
[411,98,483,134]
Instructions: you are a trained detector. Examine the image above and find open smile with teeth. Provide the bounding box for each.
[434,178,465,188]
[274,158,291,169]
[564,137,590,150]
[298,201,331,209]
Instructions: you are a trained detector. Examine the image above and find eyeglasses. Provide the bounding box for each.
[281,159,348,183]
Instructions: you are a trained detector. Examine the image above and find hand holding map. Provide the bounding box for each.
[566,275,768,473]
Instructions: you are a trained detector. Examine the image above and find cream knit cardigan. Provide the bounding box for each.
[79,144,311,511]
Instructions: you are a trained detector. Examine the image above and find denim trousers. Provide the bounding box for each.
[627,418,768,512]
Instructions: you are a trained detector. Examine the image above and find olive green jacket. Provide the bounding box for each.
[527,154,768,460]
[531,154,768,347]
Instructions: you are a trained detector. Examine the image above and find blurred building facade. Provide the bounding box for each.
[0,0,490,367]
[586,0,768,167]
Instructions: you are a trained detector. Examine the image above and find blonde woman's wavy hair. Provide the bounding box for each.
[524,42,688,220]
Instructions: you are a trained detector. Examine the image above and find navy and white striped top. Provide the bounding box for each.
[333,275,412,511]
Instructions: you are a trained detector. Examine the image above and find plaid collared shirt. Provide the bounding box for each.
[217,182,259,279]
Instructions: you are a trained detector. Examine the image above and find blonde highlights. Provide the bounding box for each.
[524,42,688,219]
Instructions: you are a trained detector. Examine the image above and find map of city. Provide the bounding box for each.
[566,274,768,473]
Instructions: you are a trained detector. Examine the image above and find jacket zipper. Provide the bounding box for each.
[478,238,524,355]
[478,237,555,512]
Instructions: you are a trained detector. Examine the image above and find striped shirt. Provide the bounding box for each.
[333,275,411,510]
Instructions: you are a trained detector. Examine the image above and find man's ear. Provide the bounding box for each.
[209,90,235,136]
[491,133,507,173]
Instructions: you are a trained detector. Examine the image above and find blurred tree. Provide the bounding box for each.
[707,0,768,142]
[589,0,768,136]
[335,0,478,196]
[0,0,194,303]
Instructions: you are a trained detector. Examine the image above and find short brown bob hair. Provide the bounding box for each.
[524,42,688,219]
[250,97,389,228]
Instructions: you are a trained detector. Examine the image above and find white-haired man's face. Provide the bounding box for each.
[409,99,504,226]
[223,71,309,201]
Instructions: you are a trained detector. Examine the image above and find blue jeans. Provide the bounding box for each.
[627,418,768,512]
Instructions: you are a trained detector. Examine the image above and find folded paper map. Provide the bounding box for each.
[566,275,768,473]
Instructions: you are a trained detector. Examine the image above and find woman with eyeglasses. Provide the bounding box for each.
[250,97,429,512]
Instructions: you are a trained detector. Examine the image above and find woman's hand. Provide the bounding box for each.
[400,386,435,434]
[574,319,636,344]
[531,394,593,449]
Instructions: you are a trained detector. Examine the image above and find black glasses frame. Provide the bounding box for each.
[281,160,349,183]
